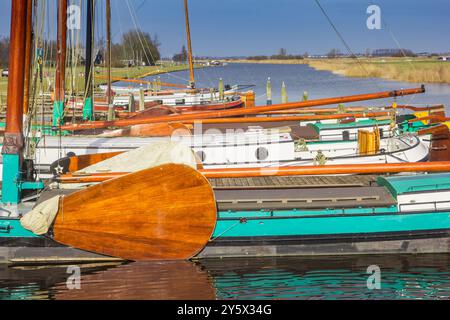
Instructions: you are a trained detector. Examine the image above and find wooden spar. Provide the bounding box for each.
[3,1,27,138]
[95,75,187,89]
[53,164,217,261]
[265,104,445,115]
[57,161,450,184]
[1,0,27,204]
[417,124,449,136]
[55,0,67,102]
[53,0,67,126]
[409,116,450,124]
[386,104,445,112]
[61,87,426,131]
[106,0,113,120]
[200,162,450,178]
[180,111,391,124]
[23,0,33,115]
[184,0,195,88]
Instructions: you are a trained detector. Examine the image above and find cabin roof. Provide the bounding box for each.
[377,173,450,198]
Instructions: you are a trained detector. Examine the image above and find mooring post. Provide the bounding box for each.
[303,91,309,101]
[157,76,162,91]
[139,87,145,111]
[128,93,135,113]
[219,78,224,101]
[281,82,288,104]
[266,77,272,106]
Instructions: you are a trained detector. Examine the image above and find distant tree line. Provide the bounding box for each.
[247,48,305,61]
[111,30,161,67]
[0,37,9,68]
[173,45,188,62]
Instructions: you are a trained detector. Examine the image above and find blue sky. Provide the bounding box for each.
[1,0,449,57]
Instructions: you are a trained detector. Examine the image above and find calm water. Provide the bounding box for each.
[125,63,450,113]
[1,255,450,300]
[2,65,450,301]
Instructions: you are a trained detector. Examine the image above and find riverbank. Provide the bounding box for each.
[0,63,201,102]
[228,58,450,85]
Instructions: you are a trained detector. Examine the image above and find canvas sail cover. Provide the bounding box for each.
[21,142,198,235]
[20,196,61,235]
[76,141,197,174]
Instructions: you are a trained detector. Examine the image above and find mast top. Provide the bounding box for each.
[184,0,195,89]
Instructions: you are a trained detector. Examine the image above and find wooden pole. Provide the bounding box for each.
[53,0,68,126]
[61,87,426,131]
[58,161,450,184]
[106,0,114,121]
[181,111,391,124]
[83,0,94,120]
[23,0,33,115]
[2,0,28,204]
[184,0,195,88]
[281,82,288,104]
[201,162,450,179]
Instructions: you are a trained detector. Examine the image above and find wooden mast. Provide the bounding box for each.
[106,0,113,121]
[1,0,28,204]
[183,0,195,88]
[53,0,68,127]
[83,0,94,120]
[23,0,33,116]
[61,87,426,131]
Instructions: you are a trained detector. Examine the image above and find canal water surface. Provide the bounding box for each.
[132,63,450,113]
[1,254,450,300]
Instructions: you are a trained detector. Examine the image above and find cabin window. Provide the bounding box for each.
[155,100,163,105]
[343,130,350,141]
[256,147,269,161]
[175,99,185,106]
[196,151,207,162]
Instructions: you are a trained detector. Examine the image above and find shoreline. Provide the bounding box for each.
[226,58,450,85]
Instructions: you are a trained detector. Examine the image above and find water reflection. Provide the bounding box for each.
[1,254,450,300]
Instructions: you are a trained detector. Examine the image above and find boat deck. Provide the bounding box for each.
[215,186,396,211]
[209,175,377,189]
[211,175,395,211]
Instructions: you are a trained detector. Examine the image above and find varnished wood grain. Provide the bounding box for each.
[68,152,123,172]
[53,164,217,261]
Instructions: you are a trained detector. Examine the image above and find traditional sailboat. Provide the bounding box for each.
[2,0,450,265]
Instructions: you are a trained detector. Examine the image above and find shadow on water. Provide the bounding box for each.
[1,254,450,300]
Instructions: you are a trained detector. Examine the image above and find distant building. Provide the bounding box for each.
[372,49,415,57]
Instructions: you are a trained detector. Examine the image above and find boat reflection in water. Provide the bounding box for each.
[2,254,450,300]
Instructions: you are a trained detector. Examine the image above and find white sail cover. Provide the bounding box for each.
[20,196,61,235]
[76,141,197,174]
[21,142,198,235]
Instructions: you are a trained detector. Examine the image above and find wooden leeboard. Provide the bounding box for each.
[53,164,217,261]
